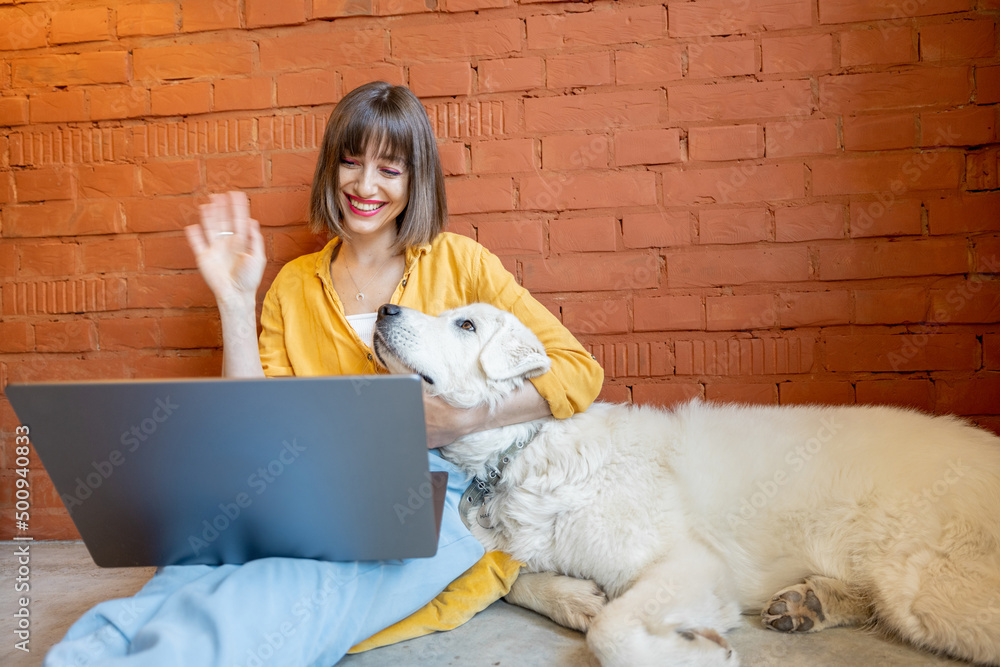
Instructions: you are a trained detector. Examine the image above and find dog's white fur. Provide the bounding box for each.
[373,303,1000,667]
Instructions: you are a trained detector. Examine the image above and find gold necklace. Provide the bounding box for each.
[343,253,395,301]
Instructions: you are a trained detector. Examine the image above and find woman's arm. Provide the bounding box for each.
[184,191,267,379]
[423,383,550,449]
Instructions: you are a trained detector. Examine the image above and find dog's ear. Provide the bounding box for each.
[479,317,551,382]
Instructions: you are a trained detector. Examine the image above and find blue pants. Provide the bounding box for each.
[45,454,484,667]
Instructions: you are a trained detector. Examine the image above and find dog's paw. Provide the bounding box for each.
[553,577,608,632]
[761,583,826,633]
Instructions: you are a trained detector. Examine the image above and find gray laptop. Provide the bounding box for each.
[7,376,447,567]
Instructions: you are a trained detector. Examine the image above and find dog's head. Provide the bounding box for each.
[372,303,551,409]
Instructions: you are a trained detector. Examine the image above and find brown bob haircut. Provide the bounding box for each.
[309,81,447,250]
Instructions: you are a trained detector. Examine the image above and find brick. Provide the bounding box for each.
[669,80,813,121]
[205,155,265,191]
[374,0,431,15]
[775,204,844,241]
[261,29,385,71]
[967,146,1000,192]
[151,81,212,117]
[623,211,691,248]
[662,163,806,206]
[89,86,149,120]
[35,320,98,353]
[779,381,854,406]
[825,333,977,372]
[135,42,254,80]
[181,0,240,31]
[937,377,1000,416]
[341,65,405,93]
[689,125,763,162]
[14,52,127,87]
[436,142,467,176]
[117,4,176,36]
[214,78,272,112]
[161,314,222,348]
[5,200,122,237]
[142,234,197,270]
[928,193,1000,234]
[765,118,839,157]
[18,242,80,278]
[563,299,629,335]
[51,7,109,44]
[615,46,683,85]
[471,139,536,174]
[978,65,1000,104]
[856,379,934,412]
[246,0,306,27]
[778,291,851,327]
[528,6,665,49]
[98,317,160,350]
[522,253,659,292]
[819,0,969,23]
[0,8,47,50]
[854,286,928,325]
[445,177,513,215]
[81,238,141,274]
[667,246,810,288]
[525,91,660,132]
[699,208,769,244]
[920,106,995,147]
[986,334,1000,370]
[276,70,339,107]
[615,129,681,166]
[707,294,777,330]
[843,114,916,151]
[477,220,544,254]
[141,160,201,196]
[633,383,703,408]
[676,335,815,376]
[520,171,657,211]
[29,91,87,124]
[15,169,73,203]
[921,19,995,61]
[707,383,778,405]
[443,0,508,10]
[129,353,222,379]
[929,282,1000,324]
[974,236,1000,274]
[763,34,835,73]
[688,40,757,78]
[850,198,922,237]
[0,97,28,126]
[0,243,15,279]
[409,62,473,98]
[128,273,215,309]
[79,165,137,198]
[550,217,616,253]
[392,19,520,60]
[0,322,33,353]
[840,27,915,67]
[818,238,968,280]
[270,151,319,188]
[479,58,544,93]
[547,52,613,89]
[0,174,11,205]
[633,295,704,332]
[249,189,311,226]
[812,153,964,196]
[541,134,609,171]
[670,0,811,37]
[820,67,971,113]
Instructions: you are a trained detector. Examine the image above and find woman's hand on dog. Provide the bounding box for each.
[185,191,266,310]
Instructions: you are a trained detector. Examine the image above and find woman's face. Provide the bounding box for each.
[337,145,410,244]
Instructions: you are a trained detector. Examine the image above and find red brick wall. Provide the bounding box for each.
[1,0,999,539]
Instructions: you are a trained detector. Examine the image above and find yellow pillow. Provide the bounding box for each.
[348,551,522,653]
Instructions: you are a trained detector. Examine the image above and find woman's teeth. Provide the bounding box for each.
[352,199,385,212]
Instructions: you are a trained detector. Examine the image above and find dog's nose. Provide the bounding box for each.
[378,304,401,319]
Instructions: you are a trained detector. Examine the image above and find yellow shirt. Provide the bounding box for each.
[258,232,604,418]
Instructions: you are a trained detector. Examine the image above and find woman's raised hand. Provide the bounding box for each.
[185,191,267,307]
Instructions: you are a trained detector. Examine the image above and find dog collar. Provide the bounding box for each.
[458,426,540,530]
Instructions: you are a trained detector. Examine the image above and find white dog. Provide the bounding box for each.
[372,303,1000,667]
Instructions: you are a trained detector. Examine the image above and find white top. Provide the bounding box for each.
[345,312,378,350]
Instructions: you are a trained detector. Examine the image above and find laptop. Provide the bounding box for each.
[6,375,447,568]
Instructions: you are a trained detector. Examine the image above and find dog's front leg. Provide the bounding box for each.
[504,571,607,632]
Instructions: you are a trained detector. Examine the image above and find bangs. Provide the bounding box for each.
[339,104,412,166]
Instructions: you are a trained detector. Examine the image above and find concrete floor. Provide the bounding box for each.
[0,541,971,667]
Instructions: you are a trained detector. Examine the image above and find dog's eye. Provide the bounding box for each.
[458,320,475,332]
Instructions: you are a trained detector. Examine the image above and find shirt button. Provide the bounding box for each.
[367,353,373,361]
[401,279,407,286]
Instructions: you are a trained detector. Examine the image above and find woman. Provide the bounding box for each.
[45,82,602,666]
